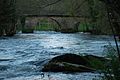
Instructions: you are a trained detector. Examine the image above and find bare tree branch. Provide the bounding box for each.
[39,0,63,9]
[74,0,87,15]
[49,17,61,28]
[75,0,87,12]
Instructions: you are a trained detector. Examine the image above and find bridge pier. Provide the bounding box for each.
[19,16,33,33]
[0,26,4,36]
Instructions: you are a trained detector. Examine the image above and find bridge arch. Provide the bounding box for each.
[18,15,87,33]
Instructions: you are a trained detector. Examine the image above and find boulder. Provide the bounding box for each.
[42,62,95,72]
[49,54,89,66]
[42,54,108,72]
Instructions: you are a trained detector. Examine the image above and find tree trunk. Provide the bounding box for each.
[112,22,120,40]
[5,24,16,36]
[0,0,16,37]
[0,27,3,36]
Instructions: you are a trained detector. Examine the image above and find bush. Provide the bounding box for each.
[102,45,120,80]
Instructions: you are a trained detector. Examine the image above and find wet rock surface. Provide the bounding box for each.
[42,62,95,72]
[42,54,107,72]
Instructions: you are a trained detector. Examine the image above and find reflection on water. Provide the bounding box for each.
[0,31,119,80]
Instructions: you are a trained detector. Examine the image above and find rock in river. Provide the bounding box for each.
[42,54,107,72]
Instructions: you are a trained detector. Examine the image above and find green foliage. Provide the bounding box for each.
[78,23,90,32]
[87,0,100,33]
[88,44,120,80]
[86,0,111,34]
[89,58,106,70]
[34,24,55,31]
[101,45,120,80]
[34,19,58,31]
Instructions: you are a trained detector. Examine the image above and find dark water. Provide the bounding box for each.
[0,31,119,80]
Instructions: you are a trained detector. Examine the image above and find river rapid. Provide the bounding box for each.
[0,31,119,80]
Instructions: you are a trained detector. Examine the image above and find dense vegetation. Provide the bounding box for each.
[0,0,16,36]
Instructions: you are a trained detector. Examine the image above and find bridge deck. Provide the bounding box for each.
[22,14,89,18]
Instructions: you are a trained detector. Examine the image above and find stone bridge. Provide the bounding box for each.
[18,14,88,33]
[1,0,120,36]
[16,0,120,33]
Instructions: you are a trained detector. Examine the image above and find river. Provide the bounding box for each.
[0,31,119,80]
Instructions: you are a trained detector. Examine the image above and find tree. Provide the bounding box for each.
[100,0,120,38]
[0,0,16,36]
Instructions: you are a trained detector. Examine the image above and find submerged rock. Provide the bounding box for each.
[0,65,9,71]
[42,54,108,72]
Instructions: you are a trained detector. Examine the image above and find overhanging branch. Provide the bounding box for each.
[39,0,62,9]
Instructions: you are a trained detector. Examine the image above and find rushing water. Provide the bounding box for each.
[0,31,119,80]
